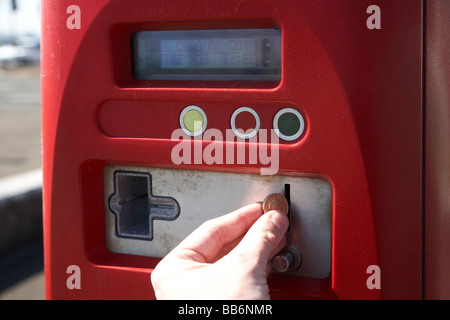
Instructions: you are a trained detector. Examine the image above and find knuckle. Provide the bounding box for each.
[261,229,279,247]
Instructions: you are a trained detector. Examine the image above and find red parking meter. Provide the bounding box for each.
[42,0,424,299]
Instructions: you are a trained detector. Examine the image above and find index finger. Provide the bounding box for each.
[171,202,263,263]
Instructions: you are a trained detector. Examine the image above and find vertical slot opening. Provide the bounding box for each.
[284,183,291,231]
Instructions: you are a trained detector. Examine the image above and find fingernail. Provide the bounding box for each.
[270,210,288,232]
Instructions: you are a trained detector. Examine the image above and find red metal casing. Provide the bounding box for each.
[41,0,422,299]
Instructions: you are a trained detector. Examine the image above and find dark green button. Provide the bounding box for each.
[277,112,301,137]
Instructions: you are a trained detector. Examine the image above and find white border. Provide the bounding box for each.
[230,106,261,140]
[273,108,305,141]
[179,105,208,137]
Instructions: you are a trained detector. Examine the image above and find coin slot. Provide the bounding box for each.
[284,183,291,231]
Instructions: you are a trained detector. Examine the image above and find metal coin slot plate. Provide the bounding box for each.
[103,165,332,279]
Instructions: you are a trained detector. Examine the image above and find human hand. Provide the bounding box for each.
[151,203,289,300]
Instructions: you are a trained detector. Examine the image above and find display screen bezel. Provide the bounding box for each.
[131,28,282,81]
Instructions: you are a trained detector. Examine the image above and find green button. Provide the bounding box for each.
[277,112,301,137]
[183,109,204,132]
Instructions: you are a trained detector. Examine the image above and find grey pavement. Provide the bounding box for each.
[0,66,41,178]
[0,64,45,300]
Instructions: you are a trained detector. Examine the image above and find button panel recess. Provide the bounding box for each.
[98,100,306,142]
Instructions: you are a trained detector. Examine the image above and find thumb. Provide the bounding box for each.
[230,210,289,269]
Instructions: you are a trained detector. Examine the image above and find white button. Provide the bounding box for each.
[273,108,305,141]
[230,106,260,140]
[179,105,207,137]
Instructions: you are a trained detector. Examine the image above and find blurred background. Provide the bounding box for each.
[0,0,44,299]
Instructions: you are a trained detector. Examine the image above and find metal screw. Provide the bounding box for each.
[273,250,295,272]
[273,245,302,273]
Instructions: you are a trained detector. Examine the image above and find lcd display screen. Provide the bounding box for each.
[132,29,281,81]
